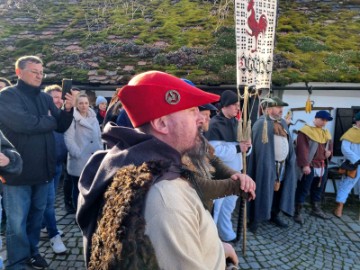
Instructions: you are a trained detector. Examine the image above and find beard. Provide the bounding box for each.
[184,128,213,179]
[269,113,281,121]
[185,127,206,158]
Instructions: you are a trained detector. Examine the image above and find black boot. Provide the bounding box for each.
[294,204,304,225]
[248,221,258,234]
[270,214,288,228]
[65,200,76,214]
[311,202,330,219]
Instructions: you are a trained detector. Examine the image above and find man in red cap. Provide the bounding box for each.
[77,71,245,269]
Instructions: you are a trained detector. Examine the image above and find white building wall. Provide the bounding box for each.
[280,84,360,195]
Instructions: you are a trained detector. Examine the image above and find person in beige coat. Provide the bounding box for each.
[64,93,103,210]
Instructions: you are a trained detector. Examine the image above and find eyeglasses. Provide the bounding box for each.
[24,69,47,78]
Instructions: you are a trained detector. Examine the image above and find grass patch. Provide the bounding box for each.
[295,37,329,52]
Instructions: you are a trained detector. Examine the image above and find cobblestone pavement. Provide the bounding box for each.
[1,190,85,270]
[1,191,360,269]
[233,197,360,270]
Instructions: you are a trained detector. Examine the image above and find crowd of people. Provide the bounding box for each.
[0,55,359,270]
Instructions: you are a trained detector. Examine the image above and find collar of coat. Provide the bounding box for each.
[73,108,98,129]
[17,79,41,96]
[73,107,97,120]
[340,126,360,144]
[299,124,331,144]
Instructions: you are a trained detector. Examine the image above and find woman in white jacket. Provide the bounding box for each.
[64,93,103,210]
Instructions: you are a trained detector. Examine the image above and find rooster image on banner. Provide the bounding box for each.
[246,0,268,53]
[235,0,277,89]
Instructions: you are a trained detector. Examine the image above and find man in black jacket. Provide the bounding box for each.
[0,55,75,270]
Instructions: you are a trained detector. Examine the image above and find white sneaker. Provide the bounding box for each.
[41,228,64,238]
[50,234,67,254]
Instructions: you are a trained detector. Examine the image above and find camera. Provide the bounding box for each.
[61,78,72,100]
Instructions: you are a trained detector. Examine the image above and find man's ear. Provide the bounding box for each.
[150,116,169,135]
[15,68,21,77]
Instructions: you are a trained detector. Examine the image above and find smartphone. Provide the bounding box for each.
[61,78,72,100]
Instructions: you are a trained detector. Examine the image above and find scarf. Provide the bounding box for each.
[99,109,106,119]
[273,120,287,137]
[299,124,331,144]
[340,126,360,144]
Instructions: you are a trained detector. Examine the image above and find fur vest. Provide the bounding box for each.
[89,161,169,270]
[88,158,227,270]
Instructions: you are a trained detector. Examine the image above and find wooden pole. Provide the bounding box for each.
[236,85,249,256]
[242,86,249,255]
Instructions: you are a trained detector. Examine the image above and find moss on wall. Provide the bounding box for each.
[0,0,358,86]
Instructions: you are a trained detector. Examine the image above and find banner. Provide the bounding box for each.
[235,0,278,89]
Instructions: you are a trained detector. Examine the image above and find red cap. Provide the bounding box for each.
[118,71,220,127]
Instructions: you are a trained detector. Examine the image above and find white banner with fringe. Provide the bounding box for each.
[235,0,278,89]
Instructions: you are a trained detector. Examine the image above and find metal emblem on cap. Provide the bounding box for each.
[165,90,181,105]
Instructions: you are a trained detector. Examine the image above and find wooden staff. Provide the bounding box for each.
[236,85,251,255]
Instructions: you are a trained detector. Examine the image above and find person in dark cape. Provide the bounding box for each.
[183,101,256,212]
[248,97,297,233]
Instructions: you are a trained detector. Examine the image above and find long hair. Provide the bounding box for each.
[107,88,123,116]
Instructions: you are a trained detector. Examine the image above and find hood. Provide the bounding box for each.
[73,107,97,121]
[102,121,148,149]
[76,122,182,263]
[205,112,238,142]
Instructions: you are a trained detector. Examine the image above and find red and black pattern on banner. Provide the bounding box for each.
[235,0,277,89]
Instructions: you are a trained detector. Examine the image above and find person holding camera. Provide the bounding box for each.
[334,111,360,217]
[0,56,75,270]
